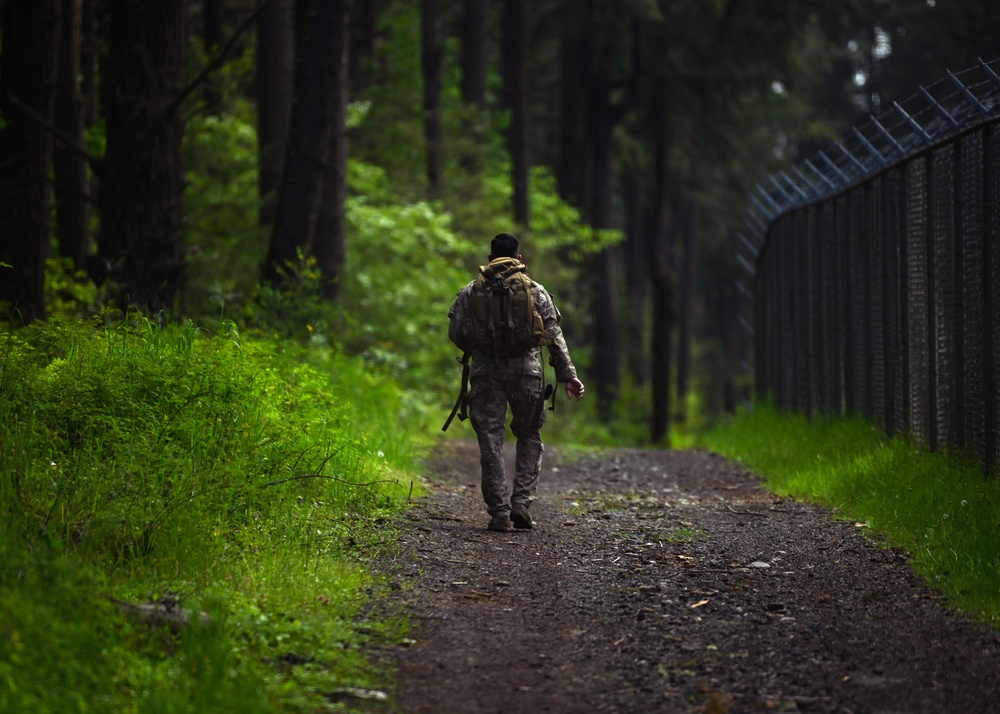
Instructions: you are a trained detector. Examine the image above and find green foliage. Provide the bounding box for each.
[351,2,427,192]
[183,101,265,320]
[44,257,102,320]
[341,162,469,397]
[0,319,417,711]
[243,251,336,344]
[703,403,1000,625]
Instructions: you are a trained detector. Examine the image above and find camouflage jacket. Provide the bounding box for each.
[448,278,578,382]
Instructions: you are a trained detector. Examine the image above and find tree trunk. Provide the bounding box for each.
[501,0,529,226]
[646,118,675,444]
[255,0,293,229]
[262,0,345,287]
[623,170,646,385]
[675,194,699,422]
[53,0,91,271]
[349,0,378,93]
[556,7,585,209]
[313,1,351,302]
[590,76,621,422]
[421,0,444,197]
[80,0,97,127]
[0,0,62,323]
[460,0,488,174]
[98,0,187,315]
[202,0,224,112]
[716,294,738,414]
[203,0,223,51]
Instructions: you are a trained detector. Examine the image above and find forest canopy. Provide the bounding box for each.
[1,0,999,442]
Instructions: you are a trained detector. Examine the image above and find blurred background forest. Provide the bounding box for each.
[2,0,1000,445]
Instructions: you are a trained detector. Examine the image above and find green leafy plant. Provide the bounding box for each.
[0,318,418,711]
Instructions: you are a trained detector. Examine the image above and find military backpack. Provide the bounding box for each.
[462,257,554,358]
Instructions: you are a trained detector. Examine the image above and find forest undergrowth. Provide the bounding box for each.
[0,316,422,713]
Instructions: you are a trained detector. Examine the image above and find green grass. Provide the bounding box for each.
[0,317,420,712]
[702,403,1000,626]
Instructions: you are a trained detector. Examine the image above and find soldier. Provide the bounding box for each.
[448,233,585,532]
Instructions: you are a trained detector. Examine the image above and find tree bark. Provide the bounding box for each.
[98,0,187,315]
[675,194,699,422]
[0,0,62,323]
[255,0,293,229]
[313,1,351,302]
[589,74,621,422]
[501,0,529,226]
[53,0,91,271]
[262,0,346,287]
[460,0,488,174]
[349,0,378,93]
[646,116,675,444]
[716,293,738,414]
[623,170,646,385]
[202,0,224,112]
[556,6,585,209]
[203,0,223,51]
[421,0,444,197]
[79,0,97,127]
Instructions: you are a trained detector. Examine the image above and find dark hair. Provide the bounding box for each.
[490,233,519,259]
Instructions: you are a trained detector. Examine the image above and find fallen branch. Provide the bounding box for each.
[165,0,271,117]
[111,598,213,633]
[727,505,768,517]
[7,94,101,173]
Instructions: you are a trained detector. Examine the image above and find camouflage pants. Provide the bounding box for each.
[467,372,546,517]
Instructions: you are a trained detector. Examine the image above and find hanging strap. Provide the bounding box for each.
[547,355,557,413]
[442,352,472,432]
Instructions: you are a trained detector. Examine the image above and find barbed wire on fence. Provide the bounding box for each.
[738,57,1000,473]
[740,57,1000,256]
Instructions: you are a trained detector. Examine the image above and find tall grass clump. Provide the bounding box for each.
[0,317,417,712]
[703,403,1000,625]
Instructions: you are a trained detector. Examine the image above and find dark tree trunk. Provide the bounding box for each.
[313,1,351,302]
[80,0,97,127]
[460,0,488,174]
[501,0,529,226]
[623,170,646,385]
[349,0,378,93]
[421,0,444,196]
[255,0,293,229]
[202,0,224,112]
[590,76,621,422]
[716,294,738,414]
[0,0,62,323]
[675,194,699,422]
[98,0,187,315]
[203,0,223,51]
[646,118,676,444]
[556,7,585,209]
[53,0,91,271]
[262,0,346,287]
[622,20,646,387]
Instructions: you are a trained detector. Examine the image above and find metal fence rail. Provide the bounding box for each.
[741,59,1000,470]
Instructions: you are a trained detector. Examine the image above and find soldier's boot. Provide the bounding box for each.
[488,514,513,532]
[511,504,533,530]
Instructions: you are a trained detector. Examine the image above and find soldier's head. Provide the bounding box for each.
[490,233,520,260]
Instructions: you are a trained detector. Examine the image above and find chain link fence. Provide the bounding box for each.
[741,59,1000,470]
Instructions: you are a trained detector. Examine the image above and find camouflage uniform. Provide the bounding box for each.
[448,275,578,519]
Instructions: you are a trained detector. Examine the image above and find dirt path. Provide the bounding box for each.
[374,440,1000,713]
